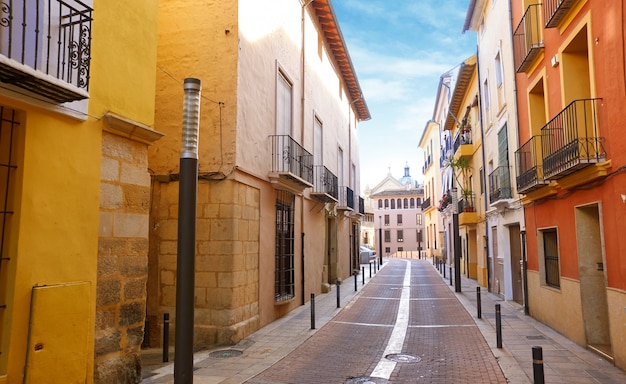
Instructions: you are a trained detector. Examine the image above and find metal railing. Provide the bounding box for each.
[270,135,313,184]
[0,0,92,101]
[513,4,544,72]
[459,193,476,212]
[359,196,364,215]
[338,186,354,209]
[515,135,548,193]
[312,165,338,199]
[453,129,472,154]
[541,98,605,180]
[543,0,576,28]
[489,166,512,203]
[421,197,431,210]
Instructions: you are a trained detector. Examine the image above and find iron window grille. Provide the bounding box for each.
[274,190,295,303]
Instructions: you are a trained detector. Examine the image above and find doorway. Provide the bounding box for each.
[575,204,612,361]
[509,224,523,304]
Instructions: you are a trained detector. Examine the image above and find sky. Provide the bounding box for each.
[331,0,477,191]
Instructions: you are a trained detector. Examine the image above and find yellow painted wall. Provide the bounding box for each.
[0,0,159,382]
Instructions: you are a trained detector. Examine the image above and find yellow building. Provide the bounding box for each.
[146,0,369,349]
[0,0,161,382]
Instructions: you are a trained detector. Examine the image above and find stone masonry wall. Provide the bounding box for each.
[149,178,260,349]
[95,131,151,383]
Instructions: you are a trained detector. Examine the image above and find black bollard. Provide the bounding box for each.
[336,282,341,308]
[163,313,170,362]
[354,272,358,292]
[443,263,446,278]
[477,287,482,319]
[449,266,453,286]
[496,304,502,348]
[310,293,316,329]
[532,346,545,384]
[362,267,365,285]
[369,263,372,278]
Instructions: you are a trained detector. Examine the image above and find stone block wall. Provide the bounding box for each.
[95,130,153,383]
[148,178,260,349]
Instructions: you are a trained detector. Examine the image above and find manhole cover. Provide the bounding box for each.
[526,335,546,340]
[209,349,243,358]
[345,377,391,384]
[385,353,421,363]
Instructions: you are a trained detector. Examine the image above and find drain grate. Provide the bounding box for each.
[345,377,391,384]
[209,349,243,358]
[526,335,546,340]
[385,353,421,363]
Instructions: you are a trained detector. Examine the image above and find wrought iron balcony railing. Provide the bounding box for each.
[515,135,549,193]
[270,135,313,186]
[421,197,431,210]
[0,0,92,102]
[453,129,472,154]
[359,196,365,215]
[459,193,476,213]
[489,166,512,204]
[513,4,544,73]
[311,165,338,202]
[541,98,605,180]
[338,186,354,210]
[543,0,577,28]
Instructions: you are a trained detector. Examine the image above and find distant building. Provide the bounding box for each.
[367,164,424,257]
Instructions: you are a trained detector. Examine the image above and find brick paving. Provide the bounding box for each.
[246,259,507,383]
[142,257,626,384]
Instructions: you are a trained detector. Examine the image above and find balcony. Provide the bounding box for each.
[359,196,365,215]
[459,194,479,225]
[544,0,577,28]
[421,197,431,211]
[0,0,92,103]
[515,135,549,193]
[453,129,473,159]
[337,186,354,212]
[541,99,605,180]
[513,4,544,73]
[489,166,512,206]
[269,135,314,192]
[310,165,338,203]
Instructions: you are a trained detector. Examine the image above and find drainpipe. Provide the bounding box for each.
[475,44,491,292]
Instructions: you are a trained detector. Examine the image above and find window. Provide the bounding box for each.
[384,230,390,242]
[0,106,18,366]
[390,199,395,209]
[479,168,484,195]
[275,190,295,302]
[384,199,389,209]
[385,247,390,254]
[494,51,505,110]
[378,199,383,209]
[384,214,389,226]
[416,214,422,225]
[403,198,408,208]
[541,228,560,288]
[397,230,404,242]
[397,199,402,209]
[277,71,293,136]
[397,214,402,226]
[410,198,415,208]
[314,116,323,165]
[398,247,404,252]
[483,78,490,121]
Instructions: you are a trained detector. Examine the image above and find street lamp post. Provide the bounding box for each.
[378,215,383,267]
[452,188,461,292]
[175,78,202,383]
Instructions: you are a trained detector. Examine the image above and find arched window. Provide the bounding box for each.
[403,198,408,209]
[391,199,395,209]
[410,198,415,208]
[378,199,383,209]
[397,199,402,209]
[384,199,389,209]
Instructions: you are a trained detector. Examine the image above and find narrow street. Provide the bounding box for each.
[246,259,506,383]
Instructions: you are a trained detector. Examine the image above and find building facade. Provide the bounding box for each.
[146,0,369,351]
[511,0,626,369]
[370,165,424,258]
[464,0,525,302]
[0,0,162,382]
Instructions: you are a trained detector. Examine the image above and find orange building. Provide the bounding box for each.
[512,0,626,369]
